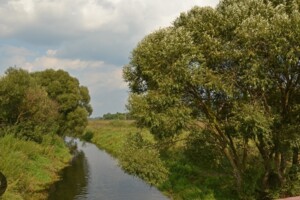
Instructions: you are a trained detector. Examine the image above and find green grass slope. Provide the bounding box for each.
[0,134,71,200]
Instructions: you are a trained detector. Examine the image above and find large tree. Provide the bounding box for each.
[124,0,300,198]
[32,69,93,136]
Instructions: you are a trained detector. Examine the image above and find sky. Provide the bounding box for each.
[0,0,219,117]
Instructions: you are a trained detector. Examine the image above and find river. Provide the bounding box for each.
[48,138,169,200]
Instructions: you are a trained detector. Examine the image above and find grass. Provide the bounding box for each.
[88,120,138,156]
[0,134,71,200]
[88,119,239,200]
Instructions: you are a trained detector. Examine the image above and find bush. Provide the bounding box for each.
[81,130,94,142]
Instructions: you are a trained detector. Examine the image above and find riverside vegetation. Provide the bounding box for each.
[87,120,238,200]
[0,134,71,200]
[0,67,92,199]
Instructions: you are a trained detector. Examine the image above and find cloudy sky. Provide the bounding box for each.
[0,0,219,117]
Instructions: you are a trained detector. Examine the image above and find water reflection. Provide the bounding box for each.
[48,150,89,200]
[48,138,168,200]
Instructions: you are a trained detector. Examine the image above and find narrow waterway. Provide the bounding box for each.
[48,138,168,200]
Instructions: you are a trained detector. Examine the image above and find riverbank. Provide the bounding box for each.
[87,120,238,200]
[0,134,71,200]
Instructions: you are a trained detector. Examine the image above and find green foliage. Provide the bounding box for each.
[185,130,229,171]
[124,0,300,198]
[0,68,60,142]
[32,69,92,136]
[119,133,169,185]
[81,130,94,142]
[0,68,32,124]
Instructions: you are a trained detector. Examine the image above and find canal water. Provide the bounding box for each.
[48,138,168,200]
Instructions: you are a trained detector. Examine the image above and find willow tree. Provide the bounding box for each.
[124,0,300,197]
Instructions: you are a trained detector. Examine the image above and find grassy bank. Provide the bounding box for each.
[88,120,137,156]
[87,120,238,200]
[0,134,71,200]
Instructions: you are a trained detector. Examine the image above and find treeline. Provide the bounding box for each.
[123,0,300,199]
[102,112,132,120]
[91,112,133,120]
[0,67,92,142]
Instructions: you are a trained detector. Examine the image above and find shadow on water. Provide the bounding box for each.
[48,138,168,200]
[48,150,89,200]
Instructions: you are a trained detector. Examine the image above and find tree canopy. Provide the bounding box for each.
[124,0,300,198]
[0,68,92,141]
[32,69,93,136]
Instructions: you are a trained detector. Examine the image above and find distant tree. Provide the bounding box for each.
[124,0,300,197]
[32,69,93,136]
[102,112,130,120]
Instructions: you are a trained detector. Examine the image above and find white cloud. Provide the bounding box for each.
[80,1,113,30]
[83,68,127,91]
[1,45,34,57]
[0,0,219,65]
[46,49,57,57]
[13,50,126,91]
[0,0,219,43]
[23,56,104,71]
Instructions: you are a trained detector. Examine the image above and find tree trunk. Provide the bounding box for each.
[223,147,243,193]
[292,147,299,166]
[280,153,286,183]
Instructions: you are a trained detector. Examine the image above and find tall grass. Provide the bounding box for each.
[0,134,71,200]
